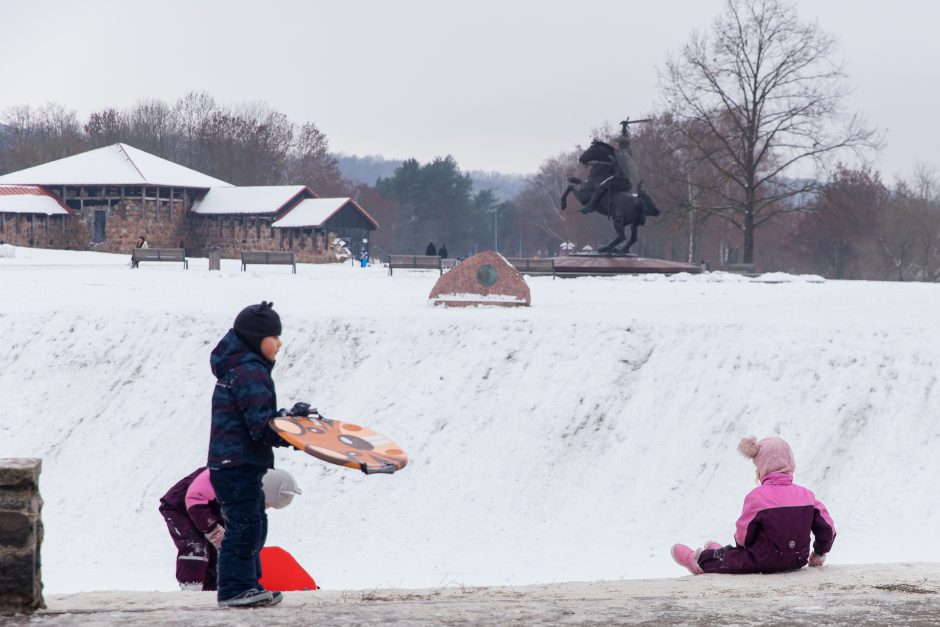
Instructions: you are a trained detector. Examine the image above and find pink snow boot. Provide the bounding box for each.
[703,540,722,551]
[671,543,704,575]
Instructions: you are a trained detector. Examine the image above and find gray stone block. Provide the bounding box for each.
[0,459,43,614]
[0,459,41,488]
[0,553,36,595]
[0,512,32,547]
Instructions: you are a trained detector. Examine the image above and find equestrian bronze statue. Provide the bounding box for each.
[561,119,661,254]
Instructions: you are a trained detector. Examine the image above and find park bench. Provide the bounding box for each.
[387,255,443,276]
[723,262,758,276]
[131,248,188,269]
[506,257,556,279]
[240,251,297,274]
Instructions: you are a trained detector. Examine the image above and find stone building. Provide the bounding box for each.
[0,185,82,249]
[0,143,378,263]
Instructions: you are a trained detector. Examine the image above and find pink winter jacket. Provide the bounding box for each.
[184,468,221,533]
[735,472,836,556]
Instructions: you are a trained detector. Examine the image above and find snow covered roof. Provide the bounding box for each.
[190,185,312,215]
[272,197,380,229]
[0,143,233,188]
[0,185,70,215]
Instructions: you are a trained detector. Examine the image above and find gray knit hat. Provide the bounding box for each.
[262,468,302,509]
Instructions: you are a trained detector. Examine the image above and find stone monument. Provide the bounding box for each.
[429,251,531,307]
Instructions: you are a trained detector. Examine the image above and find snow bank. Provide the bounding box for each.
[1,246,938,593]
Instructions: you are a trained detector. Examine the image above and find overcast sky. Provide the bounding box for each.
[0,0,935,178]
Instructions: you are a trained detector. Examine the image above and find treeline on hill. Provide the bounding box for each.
[4,1,936,280]
[2,97,937,280]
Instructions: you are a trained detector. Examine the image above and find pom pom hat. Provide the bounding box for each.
[738,436,795,479]
[234,301,282,357]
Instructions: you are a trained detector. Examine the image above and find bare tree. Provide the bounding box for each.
[172,91,218,169]
[794,165,887,279]
[85,108,126,149]
[124,99,178,158]
[876,191,919,281]
[514,151,576,253]
[1,103,85,172]
[661,0,876,263]
[291,122,347,195]
[906,164,940,281]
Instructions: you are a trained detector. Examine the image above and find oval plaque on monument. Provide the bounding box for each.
[428,251,531,307]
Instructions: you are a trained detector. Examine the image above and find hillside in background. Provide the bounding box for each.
[2,247,939,594]
[337,153,530,200]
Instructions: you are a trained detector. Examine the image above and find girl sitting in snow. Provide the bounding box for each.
[671,436,836,575]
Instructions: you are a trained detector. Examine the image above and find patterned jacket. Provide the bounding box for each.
[207,329,283,470]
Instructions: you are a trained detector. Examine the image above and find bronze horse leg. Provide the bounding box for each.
[622,221,640,254]
[599,206,627,253]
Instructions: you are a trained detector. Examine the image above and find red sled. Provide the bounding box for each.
[259,546,318,591]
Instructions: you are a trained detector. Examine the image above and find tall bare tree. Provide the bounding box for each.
[0,103,85,172]
[662,0,876,263]
[513,151,576,254]
[903,164,940,281]
[291,122,347,195]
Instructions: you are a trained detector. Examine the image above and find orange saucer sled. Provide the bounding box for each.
[271,412,408,475]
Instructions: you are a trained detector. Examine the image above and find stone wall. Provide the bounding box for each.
[70,197,189,254]
[0,459,43,614]
[187,215,336,263]
[1,190,353,264]
[0,214,84,250]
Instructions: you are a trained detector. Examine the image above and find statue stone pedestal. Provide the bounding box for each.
[553,254,701,276]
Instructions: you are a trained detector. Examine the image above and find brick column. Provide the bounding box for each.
[0,459,44,613]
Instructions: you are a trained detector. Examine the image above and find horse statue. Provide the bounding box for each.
[560,136,661,254]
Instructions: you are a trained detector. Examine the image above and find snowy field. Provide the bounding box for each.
[1,246,939,594]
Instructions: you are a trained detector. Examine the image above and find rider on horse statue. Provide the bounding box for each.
[577,119,644,215]
[560,117,661,255]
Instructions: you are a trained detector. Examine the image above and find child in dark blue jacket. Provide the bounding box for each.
[207,301,308,608]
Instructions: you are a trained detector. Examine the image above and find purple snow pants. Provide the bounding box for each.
[698,544,807,575]
[159,503,218,590]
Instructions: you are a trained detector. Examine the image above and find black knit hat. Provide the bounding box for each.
[233,301,282,357]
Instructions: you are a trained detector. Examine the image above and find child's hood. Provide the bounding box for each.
[210,328,272,378]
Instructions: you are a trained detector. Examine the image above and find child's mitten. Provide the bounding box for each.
[205,525,225,549]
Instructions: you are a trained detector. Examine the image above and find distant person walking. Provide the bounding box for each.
[670,436,836,576]
[425,241,437,256]
[439,244,448,259]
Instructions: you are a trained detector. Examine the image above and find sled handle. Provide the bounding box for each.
[361,463,398,475]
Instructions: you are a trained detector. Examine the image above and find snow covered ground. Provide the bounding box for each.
[1,246,939,594]
[20,563,940,626]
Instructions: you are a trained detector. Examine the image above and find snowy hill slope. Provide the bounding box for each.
[1,247,939,593]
